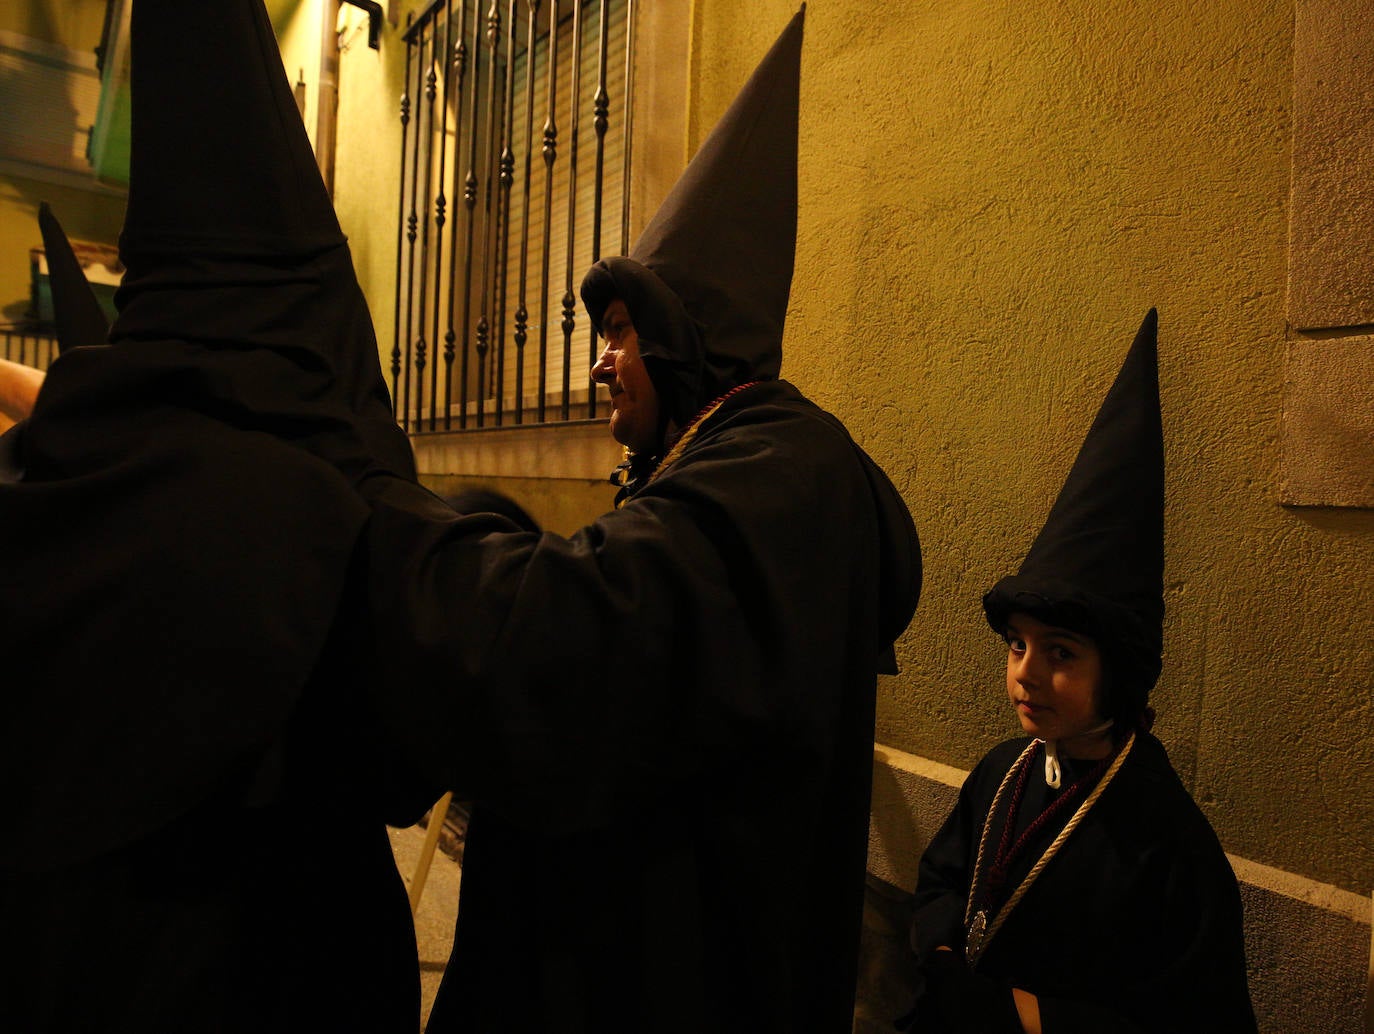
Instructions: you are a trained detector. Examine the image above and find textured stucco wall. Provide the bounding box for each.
[691,0,1374,899]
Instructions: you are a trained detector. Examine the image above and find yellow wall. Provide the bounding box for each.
[0,178,123,326]
[1,0,334,327]
[0,0,122,324]
[0,0,105,44]
[691,0,1374,896]
[270,0,325,154]
[334,0,409,397]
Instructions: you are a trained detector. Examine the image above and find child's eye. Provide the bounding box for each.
[1006,636,1026,653]
[1050,645,1075,662]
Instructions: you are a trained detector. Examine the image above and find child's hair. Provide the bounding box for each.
[990,588,1156,735]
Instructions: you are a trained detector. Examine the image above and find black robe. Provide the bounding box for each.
[360,379,921,1034]
[909,734,1257,1033]
[0,351,432,1033]
[0,0,429,1028]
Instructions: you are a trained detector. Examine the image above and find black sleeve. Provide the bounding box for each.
[909,765,987,961]
[1038,807,1258,1032]
[1036,841,1256,1034]
[357,407,884,836]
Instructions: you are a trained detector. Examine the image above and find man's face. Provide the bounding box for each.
[591,299,660,454]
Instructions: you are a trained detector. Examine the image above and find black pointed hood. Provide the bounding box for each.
[581,6,803,430]
[38,203,110,354]
[105,0,412,481]
[1,0,414,869]
[983,309,1164,726]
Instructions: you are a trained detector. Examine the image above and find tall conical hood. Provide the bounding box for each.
[118,0,343,259]
[582,7,803,427]
[108,0,412,480]
[984,309,1164,725]
[38,203,110,353]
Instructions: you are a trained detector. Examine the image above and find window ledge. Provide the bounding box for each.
[409,417,623,482]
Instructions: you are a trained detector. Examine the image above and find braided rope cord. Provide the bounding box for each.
[647,380,760,486]
[964,731,1138,967]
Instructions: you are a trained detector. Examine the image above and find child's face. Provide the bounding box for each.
[1004,611,1105,746]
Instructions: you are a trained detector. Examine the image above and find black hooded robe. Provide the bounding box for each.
[360,378,921,1034]
[908,734,1257,1033]
[0,0,431,1029]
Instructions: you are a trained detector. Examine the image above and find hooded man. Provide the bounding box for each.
[902,311,1256,1033]
[361,9,923,1032]
[1,1,430,1030]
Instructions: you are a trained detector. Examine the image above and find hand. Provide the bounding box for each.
[913,949,1022,1034]
[0,358,44,423]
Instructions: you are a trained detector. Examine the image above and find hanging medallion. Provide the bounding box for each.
[965,909,989,961]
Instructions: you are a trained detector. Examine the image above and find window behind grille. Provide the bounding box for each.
[395,0,631,432]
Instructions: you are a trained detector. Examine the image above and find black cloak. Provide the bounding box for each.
[1,1,426,1029]
[365,375,920,1034]
[363,8,923,1031]
[910,735,1258,1033]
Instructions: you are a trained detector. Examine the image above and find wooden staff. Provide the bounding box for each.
[409,791,454,915]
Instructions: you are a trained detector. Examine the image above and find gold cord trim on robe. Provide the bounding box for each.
[963,731,1137,967]
[647,380,761,487]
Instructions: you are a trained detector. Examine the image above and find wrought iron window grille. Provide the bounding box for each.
[393,0,633,433]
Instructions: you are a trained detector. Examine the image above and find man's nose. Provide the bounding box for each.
[590,346,614,384]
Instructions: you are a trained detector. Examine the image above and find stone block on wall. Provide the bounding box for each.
[1288,0,1374,330]
[1281,336,1374,508]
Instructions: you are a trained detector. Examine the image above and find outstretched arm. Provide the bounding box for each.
[0,358,45,423]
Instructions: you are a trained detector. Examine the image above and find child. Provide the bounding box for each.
[903,311,1256,1033]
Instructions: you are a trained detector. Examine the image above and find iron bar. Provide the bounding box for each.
[620,0,635,254]
[474,0,503,428]
[418,22,439,431]
[537,0,559,423]
[396,0,631,432]
[0,333,57,368]
[588,0,609,418]
[493,0,519,427]
[458,0,483,429]
[560,0,582,421]
[390,14,414,421]
[403,28,423,431]
[429,0,454,433]
[403,0,448,41]
[443,0,470,431]
[513,0,540,424]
